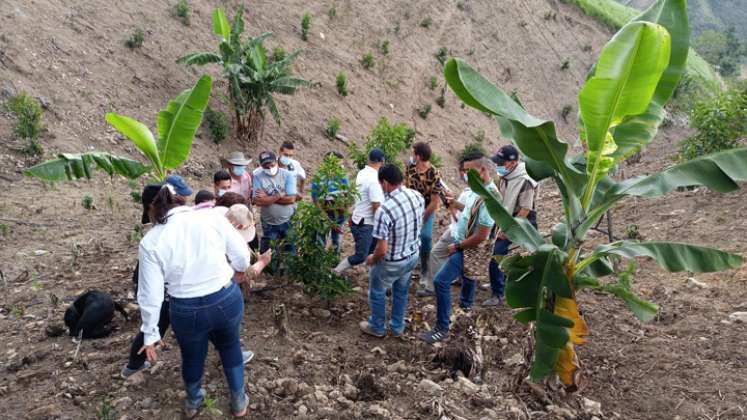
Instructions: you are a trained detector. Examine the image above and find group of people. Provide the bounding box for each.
[124,139,539,417]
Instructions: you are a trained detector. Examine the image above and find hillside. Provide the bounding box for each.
[2,1,747,420]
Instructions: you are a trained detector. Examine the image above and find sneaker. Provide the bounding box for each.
[479,282,490,291]
[359,321,386,338]
[482,297,504,307]
[242,350,255,365]
[120,360,151,378]
[416,288,436,298]
[231,392,249,417]
[418,328,450,344]
[460,305,473,313]
[452,278,463,287]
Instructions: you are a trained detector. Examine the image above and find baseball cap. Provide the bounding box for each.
[368,148,385,163]
[258,151,277,166]
[165,174,194,197]
[492,145,520,165]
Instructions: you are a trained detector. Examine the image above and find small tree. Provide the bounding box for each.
[301,12,312,41]
[348,117,415,169]
[286,154,357,299]
[25,76,212,182]
[178,7,310,143]
[447,0,744,388]
[336,72,348,96]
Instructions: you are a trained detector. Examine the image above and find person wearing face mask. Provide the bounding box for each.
[221,152,253,201]
[252,151,298,254]
[278,141,306,195]
[213,169,233,198]
[404,142,444,282]
[418,157,501,344]
[484,145,538,307]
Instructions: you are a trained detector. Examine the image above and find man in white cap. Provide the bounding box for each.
[222,152,253,201]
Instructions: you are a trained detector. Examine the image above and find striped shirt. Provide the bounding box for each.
[372,186,425,261]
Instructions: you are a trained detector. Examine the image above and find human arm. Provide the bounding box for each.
[367,239,388,266]
[367,207,390,265]
[220,217,251,273]
[448,225,491,254]
[275,171,298,204]
[424,194,440,220]
[136,245,165,347]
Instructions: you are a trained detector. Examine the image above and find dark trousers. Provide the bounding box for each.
[127,300,170,369]
[347,222,377,266]
[489,211,537,298]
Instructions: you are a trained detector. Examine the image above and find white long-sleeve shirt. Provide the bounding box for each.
[137,206,251,345]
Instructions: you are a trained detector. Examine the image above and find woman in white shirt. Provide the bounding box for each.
[137,185,270,418]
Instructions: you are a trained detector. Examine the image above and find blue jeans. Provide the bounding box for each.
[433,251,476,331]
[169,283,246,411]
[419,214,434,273]
[348,222,377,266]
[260,221,295,255]
[489,211,537,298]
[368,253,418,334]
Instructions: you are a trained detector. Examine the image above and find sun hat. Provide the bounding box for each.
[226,204,256,242]
[225,151,252,166]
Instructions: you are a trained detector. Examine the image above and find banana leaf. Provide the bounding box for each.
[592,240,742,272]
[24,152,148,181]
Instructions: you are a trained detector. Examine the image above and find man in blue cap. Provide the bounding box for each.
[334,148,386,274]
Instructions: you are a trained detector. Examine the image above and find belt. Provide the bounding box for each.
[385,252,417,263]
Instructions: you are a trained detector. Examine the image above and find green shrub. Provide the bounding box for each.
[174,0,190,25]
[325,117,341,138]
[328,7,336,19]
[417,103,432,119]
[349,117,415,169]
[361,52,375,69]
[678,86,747,161]
[336,72,348,96]
[0,223,10,238]
[272,47,287,62]
[459,141,487,162]
[435,47,448,65]
[430,152,443,168]
[82,195,94,210]
[96,399,117,420]
[456,1,465,11]
[130,190,142,203]
[5,92,44,140]
[125,28,144,49]
[22,139,43,157]
[301,12,312,41]
[420,17,432,28]
[203,107,229,144]
[379,40,390,55]
[428,76,438,90]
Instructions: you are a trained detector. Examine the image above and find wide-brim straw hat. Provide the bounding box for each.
[225,151,252,166]
[226,204,256,242]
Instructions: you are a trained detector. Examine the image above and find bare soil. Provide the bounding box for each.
[1,0,746,419]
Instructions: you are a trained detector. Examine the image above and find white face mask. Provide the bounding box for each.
[217,189,228,197]
[462,173,469,183]
[264,166,279,176]
[408,156,416,166]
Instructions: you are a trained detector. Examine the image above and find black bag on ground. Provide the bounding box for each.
[64,290,128,339]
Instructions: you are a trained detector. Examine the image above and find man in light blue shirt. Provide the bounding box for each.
[252,151,297,253]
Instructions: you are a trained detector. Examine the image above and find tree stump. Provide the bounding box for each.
[273,303,291,337]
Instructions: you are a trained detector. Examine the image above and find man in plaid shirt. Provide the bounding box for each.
[359,164,425,338]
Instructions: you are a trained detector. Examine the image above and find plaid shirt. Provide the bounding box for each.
[372,186,425,261]
[404,163,443,207]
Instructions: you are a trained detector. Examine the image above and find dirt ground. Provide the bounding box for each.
[1,0,746,419]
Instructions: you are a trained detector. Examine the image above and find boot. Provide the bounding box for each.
[334,257,352,274]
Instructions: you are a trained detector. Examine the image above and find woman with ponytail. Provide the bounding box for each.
[136,178,269,418]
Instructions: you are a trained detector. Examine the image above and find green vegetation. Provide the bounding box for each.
[5,92,44,140]
[0,224,9,238]
[129,224,144,244]
[420,17,432,28]
[328,7,336,19]
[336,72,348,96]
[448,0,744,387]
[130,190,142,203]
[417,103,432,119]
[96,399,117,420]
[379,39,390,55]
[203,106,229,144]
[82,194,94,210]
[693,28,745,77]
[428,76,438,90]
[472,128,486,143]
[430,152,443,168]
[287,155,356,299]
[562,0,723,96]
[174,0,190,25]
[361,52,375,69]
[679,85,747,161]
[459,141,487,162]
[25,76,212,182]
[435,47,448,65]
[349,117,415,169]
[178,7,310,142]
[301,12,312,41]
[125,28,144,49]
[272,47,287,62]
[325,117,341,138]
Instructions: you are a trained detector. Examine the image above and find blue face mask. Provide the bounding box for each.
[497,166,509,176]
[232,166,246,176]
[279,156,291,166]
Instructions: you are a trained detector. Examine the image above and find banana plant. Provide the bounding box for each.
[447,0,745,387]
[177,6,309,143]
[25,75,212,182]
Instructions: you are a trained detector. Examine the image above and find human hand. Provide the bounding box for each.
[496,232,508,240]
[258,249,273,265]
[137,341,162,363]
[366,255,377,266]
[447,243,458,255]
